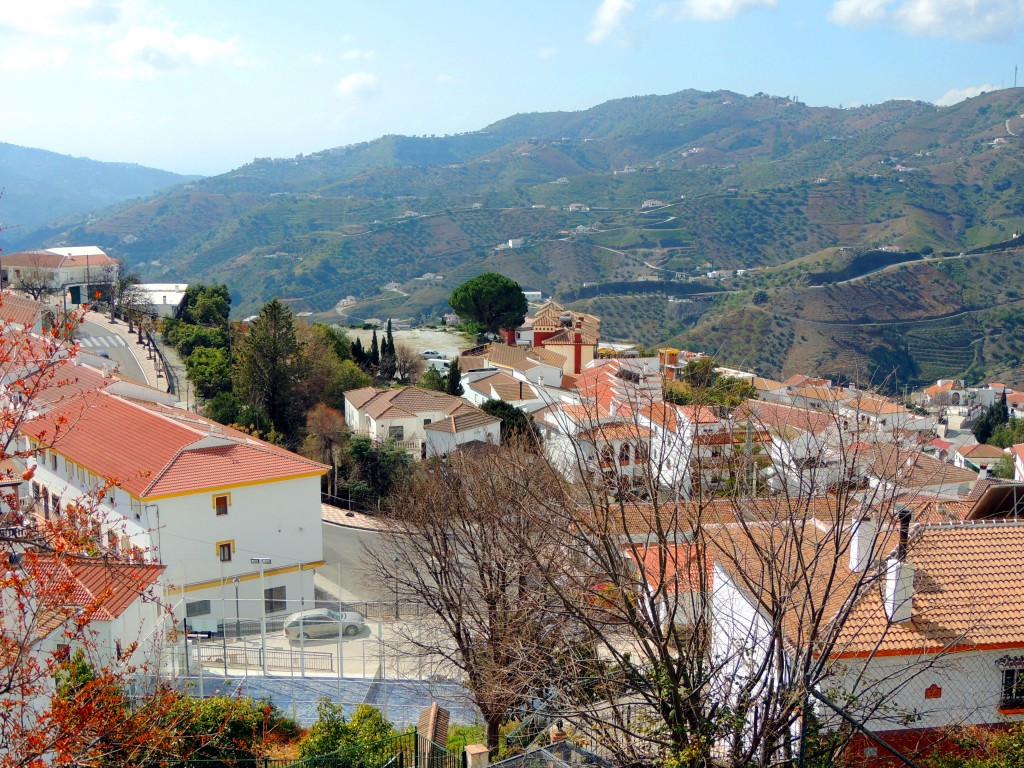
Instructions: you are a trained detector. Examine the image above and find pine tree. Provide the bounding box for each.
[445,356,464,397]
[233,298,303,439]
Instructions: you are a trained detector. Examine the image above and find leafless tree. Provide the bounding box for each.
[457,380,952,766]
[393,343,425,384]
[369,442,569,757]
[15,262,58,301]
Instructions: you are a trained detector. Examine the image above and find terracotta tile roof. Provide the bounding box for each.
[752,377,785,392]
[864,445,978,492]
[957,442,1006,460]
[561,374,577,389]
[793,385,854,403]
[345,386,380,409]
[924,381,956,397]
[676,404,723,425]
[528,347,568,368]
[629,543,710,594]
[25,554,164,635]
[0,292,44,327]
[544,328,599,346]
[835,521,1024,657]
[468,372,538,402]
[22,391,326,498]
[351,386,470,419]
[577,422,653,441]
[423,410,500,434]
[739,401,835,436]
[848,396,906,416]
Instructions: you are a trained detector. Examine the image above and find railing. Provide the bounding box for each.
[148,328,178,395]
[191,641,336,672]
[166,730,466,768]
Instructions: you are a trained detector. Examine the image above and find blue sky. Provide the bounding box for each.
[2,0,1022,176]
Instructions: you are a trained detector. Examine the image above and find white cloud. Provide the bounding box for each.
[827,0,891,26]
[0,0,123,36]
[657,0,776,22]
[828,0,1024,41]
[0,43,70,72]
[106,26,239,79]
[587,0,634,44]
[436,74,455,85]
[935,83,1001,105]
[342,48,376,61]
[335,71,379,100]
[538,46,558,59]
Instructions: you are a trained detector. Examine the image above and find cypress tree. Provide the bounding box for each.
[445,357,464,397]
[352,337,366,365]
[369,330,380,367]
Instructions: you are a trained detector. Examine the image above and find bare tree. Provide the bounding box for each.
[369,442,568,757]
[393,343,425,384]
[15,262,58,301]
[446,379,953,766]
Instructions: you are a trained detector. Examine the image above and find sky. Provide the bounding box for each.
[2,0,1023,177]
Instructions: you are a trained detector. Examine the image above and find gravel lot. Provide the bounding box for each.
[345,328,467,360]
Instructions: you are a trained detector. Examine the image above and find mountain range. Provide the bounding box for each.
[0,143,198,238]
[7,87,1024,389]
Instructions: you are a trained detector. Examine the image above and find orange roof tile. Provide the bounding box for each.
[22,391,326,498]
[835,522,1024,656]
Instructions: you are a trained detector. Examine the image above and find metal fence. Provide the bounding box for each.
[145,729,466,768]
[191,642,336,673]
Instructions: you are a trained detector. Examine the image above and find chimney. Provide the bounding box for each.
[849,514,876,572]
[884,505,914,623]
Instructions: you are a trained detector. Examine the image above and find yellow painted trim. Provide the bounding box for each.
[212,491,232,512]
[176,560,326,593]
[215,539,235,561]
[143,471,326,501]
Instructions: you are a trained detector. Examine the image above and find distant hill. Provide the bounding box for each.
[14,86,1024,386]
[0,143,199,245]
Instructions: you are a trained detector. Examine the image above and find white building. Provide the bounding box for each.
[21,390,328,630]
[0,247,119,297]
[136,283,189,317]
[344,386,500,460]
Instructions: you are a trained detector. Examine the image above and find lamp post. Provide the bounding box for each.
[143,503,161,563]
[233,577,241,639]
[250,557,271,675]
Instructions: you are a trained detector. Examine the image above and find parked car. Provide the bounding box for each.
[282,608,364,639]
[426,358,451,372]
[420,349,443,359]
[97,351,111,359]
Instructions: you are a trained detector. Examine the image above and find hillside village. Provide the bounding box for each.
[4,250,1024,768]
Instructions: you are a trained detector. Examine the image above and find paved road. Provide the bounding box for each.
[77,319,148,384]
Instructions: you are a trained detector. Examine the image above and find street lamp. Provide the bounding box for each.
[250,557,271,675]
[233,577,241,639]
[393,557,401,620]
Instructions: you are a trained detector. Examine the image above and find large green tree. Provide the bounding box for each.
[449,273,528,335]
[233,299,304,440]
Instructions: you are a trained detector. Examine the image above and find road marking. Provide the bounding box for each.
[79,337,93,347]
[114,335,127,347]
[96,336,110,347]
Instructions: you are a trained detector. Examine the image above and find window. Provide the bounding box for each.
[1002,669,1024,709]
[264,585,286,614]
[213,493,230,516]
[130,497,142,520]
[388,426,405,441]
[186,600,212,617]
[49,452,57,471]
[423,418,432,426]
[218,541,233,562]
[619,443,631,463]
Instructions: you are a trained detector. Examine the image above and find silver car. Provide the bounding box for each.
[282,608,364,639]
